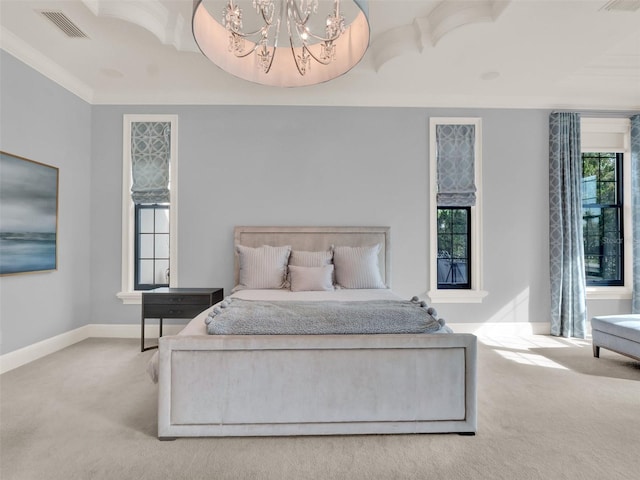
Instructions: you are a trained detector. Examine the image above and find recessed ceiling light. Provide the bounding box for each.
[100,68,124,79]
[481,71,500,81]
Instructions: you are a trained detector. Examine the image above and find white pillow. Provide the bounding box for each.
[333,244,386,289]
[289,265,335,292]
[289,249,333,267]
[236,244,291,290]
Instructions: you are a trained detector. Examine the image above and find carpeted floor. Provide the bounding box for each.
[1,335,639,480]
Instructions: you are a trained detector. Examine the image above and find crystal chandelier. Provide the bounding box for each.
[192,0,370,87]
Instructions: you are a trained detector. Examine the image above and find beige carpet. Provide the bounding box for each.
[1,335,639,480]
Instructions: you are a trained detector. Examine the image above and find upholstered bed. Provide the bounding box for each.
[154,226,477,439]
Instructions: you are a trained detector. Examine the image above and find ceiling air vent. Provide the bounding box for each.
[39,11,88,38]
[600,0,640,11]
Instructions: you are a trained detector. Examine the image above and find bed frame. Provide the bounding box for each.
[157,226,477,438]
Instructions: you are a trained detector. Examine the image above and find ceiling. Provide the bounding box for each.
[1,0,639,109]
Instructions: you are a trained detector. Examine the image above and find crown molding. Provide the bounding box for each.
[1,29,94,103]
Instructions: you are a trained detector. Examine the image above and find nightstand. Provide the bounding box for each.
[141,287,224,351]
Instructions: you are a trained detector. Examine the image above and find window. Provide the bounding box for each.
[580,118,632,300]
[118,115,178,304]
[135,204,170,290]
[428,118,486,303]
[437,207,471,289]
[582,152,623,286]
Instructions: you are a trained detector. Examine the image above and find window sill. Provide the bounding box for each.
[427,289,488,304]
[586,287,632,301]
[117,291,142,305]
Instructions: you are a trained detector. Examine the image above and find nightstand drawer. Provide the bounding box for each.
[143,304,209,319]
[144,294,212,305]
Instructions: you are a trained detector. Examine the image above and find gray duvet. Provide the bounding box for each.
[205,297,451,335]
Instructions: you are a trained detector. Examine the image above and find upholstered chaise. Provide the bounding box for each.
[591,315,640,362]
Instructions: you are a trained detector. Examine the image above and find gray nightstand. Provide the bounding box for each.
[141,287,223,351]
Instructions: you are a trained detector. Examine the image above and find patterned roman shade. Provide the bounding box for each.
[131,122,171,204]
[436,124,476,207]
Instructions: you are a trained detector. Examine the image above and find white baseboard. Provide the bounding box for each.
[1,322,551,375]
[0,324,183,375]
[0,325,91,375]
[87,324,183,338]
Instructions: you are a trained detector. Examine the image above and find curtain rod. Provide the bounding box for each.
[551,110,640,118]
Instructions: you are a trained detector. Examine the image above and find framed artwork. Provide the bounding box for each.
[0,151,59,275]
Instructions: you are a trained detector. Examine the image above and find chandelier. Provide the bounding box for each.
[192,0,370,87]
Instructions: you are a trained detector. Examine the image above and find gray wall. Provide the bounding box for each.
[0,51,92,354]
[90,105,557,328]
[1,52,631,355]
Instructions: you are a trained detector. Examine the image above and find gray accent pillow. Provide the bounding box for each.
[333,244,386,289]
[236,244,291,290]
[289,265,335,292]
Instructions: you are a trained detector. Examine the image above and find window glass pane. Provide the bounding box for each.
[155,208,169,233]
[582,155,598,176]
[583,207,601,255]
[603,208,619,233]
[452,210,467,233]
[139,208,155,233]
[582,175,597,205]
[440,257,468,285]
[451,236,466,260]
[453,261,468,284]
[602,209,621,282]
[155,234,170,258]
[602,255,621,282]
[139,259,155,285]
[155,260,169,284]
[585,255,602,281]
[599,181,616,204]
[140,234,154,258]
[600,160,615,182]
[437,233,451,252]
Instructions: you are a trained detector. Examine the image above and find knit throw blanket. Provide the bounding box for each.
[205,297,448,335]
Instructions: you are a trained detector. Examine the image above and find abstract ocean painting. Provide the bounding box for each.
[0,152,59,275]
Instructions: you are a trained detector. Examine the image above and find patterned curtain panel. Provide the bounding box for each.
[131,122,171,204]
[549,112,587,338]
[436,124,476,207]
[631,114,640,313]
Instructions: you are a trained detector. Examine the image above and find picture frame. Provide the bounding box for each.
[0,151,59,275]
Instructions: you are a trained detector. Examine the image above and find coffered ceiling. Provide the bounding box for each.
[1,0,639,108]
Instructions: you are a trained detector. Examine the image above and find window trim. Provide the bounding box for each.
[581,117,632,300]
[428,117,487,304]
[117,115,178,304]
